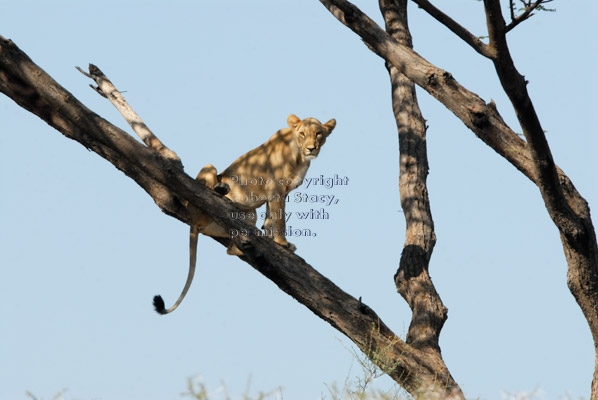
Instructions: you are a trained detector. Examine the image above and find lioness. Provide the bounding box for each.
[154,114,336,314]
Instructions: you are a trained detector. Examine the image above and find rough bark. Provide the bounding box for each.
[0,35,462,398]
[320,0,598,396]
[380,0,464,397]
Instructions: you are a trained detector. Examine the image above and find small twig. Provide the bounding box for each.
[506,0,554,32]
[509,0,516,21]
[76,64,182,165]
[410,0,495,59]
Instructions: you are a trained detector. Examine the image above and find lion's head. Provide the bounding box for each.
[287,114,336,161]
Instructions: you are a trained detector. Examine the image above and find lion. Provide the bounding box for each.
[153,114,336,314]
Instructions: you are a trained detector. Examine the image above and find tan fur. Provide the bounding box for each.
[154,114,336,314]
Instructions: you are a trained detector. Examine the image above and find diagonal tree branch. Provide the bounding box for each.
[0,35,465,397]
[481,1,598,394]
[481,0,582,239]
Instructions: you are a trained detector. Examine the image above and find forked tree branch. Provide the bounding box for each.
[319,0,598,396]
[320,0,532,179]
[506,0,554,32]
[410,0,552,57]
[319,0,591,243]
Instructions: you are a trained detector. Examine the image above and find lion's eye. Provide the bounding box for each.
[299,131,305,137]
[316,131,322,137]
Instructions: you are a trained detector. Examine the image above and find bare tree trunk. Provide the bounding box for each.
[381,0,464,397]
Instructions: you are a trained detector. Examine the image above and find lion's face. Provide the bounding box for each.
[287,115,336,161]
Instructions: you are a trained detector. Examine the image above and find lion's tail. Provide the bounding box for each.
[153,227,199,315]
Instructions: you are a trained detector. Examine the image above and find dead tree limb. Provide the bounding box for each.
[76,64,182,164]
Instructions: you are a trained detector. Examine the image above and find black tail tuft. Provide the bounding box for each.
[153,295,167,315]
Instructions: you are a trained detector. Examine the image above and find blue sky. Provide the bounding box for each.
[1,1,597,399]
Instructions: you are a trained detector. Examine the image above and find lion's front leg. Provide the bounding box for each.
[263,198,296,252]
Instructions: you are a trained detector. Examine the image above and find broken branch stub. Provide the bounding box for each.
[77,64,182,166]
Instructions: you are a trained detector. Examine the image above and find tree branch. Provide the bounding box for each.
[482,0,585,242]
[480,3,598,394]
[379,0,462,396]
[319,0,534,180]
[320,0,590,244]
[410,0,496,59]
[506,0,554,32]
[509,0,516,22]
[380,0,443,357]
[0,35,466,396]
[76,64,182,165]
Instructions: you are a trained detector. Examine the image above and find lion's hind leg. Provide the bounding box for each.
[196,164,229,196]
[196,164,219,189]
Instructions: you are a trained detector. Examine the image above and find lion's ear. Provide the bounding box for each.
[324,118,336,134]
[287,114,301,129]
